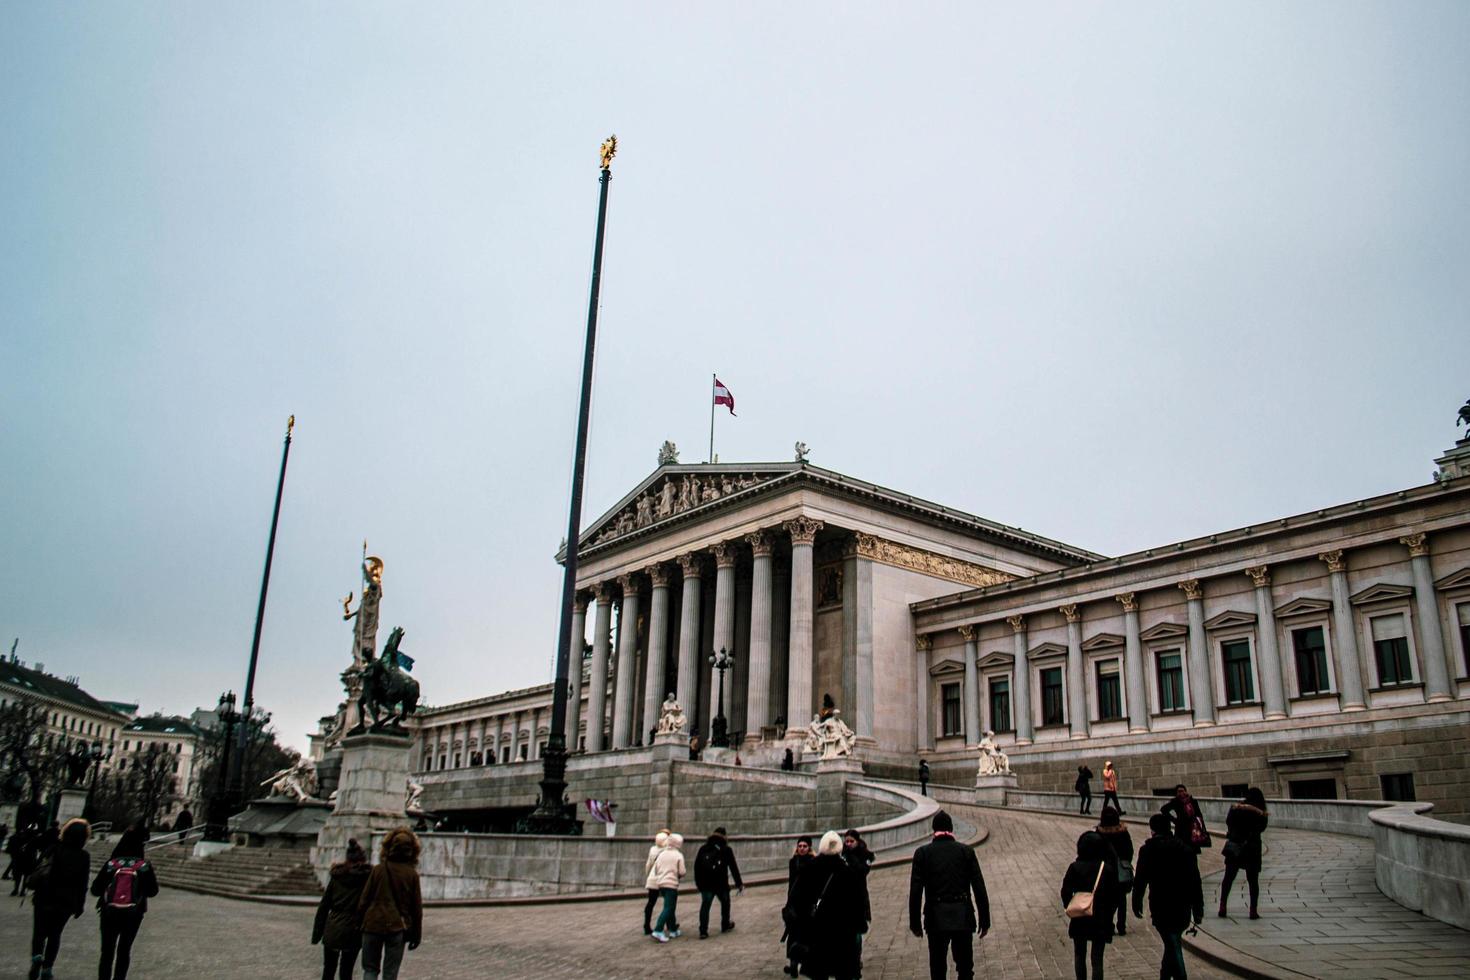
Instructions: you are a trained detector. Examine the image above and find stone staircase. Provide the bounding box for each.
[142,844,321,899]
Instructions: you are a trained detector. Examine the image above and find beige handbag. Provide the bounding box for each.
[1065,862,1106,919]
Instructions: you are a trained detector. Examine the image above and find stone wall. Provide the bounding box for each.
[1370,801,1470,930]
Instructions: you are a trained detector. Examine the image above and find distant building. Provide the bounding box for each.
[117,714,205,825]
[0,658,130,756]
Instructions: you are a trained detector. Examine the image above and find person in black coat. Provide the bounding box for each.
[909,810,990,980]
[1133,814,1204,980]
[7,824,38,896]
[692,826,744,938]
[1218,787,1269,919]
[1094,806,1133,934]
[1060,831,1118,980]
[26,818,91,980]
[1075,766,1094,815]
[790,832,864,979]
[782,837,815,977]
[1159,784,1209,854]
[842,829,875,977]
[92,825,161,980]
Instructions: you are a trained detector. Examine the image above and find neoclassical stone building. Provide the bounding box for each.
[412,435,1470,819]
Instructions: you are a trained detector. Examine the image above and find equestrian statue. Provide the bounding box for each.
[355,626,421,734]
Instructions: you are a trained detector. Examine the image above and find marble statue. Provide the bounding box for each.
[804,699,857,760]
[795,441,810,463]
[656,480,677,518]
[658,440,679,465]
[64,741,93,788]
[405,776,425,816]
[262,758,320,802]
[655,692,688,735]
[636,494,653,527]
[977,730,1011,776]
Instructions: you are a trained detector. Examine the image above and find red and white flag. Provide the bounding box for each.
[713,377,736,416]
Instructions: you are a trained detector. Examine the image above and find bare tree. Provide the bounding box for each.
[125,743,178,829]
[0,700,69,815]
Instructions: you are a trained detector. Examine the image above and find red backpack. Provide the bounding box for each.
[104,859,147,909]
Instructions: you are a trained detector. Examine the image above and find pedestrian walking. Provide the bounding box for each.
[25,817,90,980]
[919,759,931,796]
[312,838,372,980]
[789,830,864,979]
[1218,787,1269,920]
[1132,813,1204,980]
[1160,784,1210,853]
[1095,806,1133,934]
[781,836,815,977]
[1100,760,1122,814]
[843,829,874,977]
[642,830,670,935]
[649,832,686,942]
[1076,765,1094,815]
[357,828,423,980]
[7,823,38,896]
[693,826,744,938]
[1061,830,1119,980]
[92,824,159,980]
[909,810,990,980]
[782,748,796,771]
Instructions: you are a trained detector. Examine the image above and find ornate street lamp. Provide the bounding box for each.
[708,647,736,748]
[206,691,240,841]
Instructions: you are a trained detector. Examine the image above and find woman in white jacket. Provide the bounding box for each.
[650,833,686,943]
[643,831,669,935]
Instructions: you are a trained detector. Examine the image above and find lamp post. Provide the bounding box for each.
[709,647,736,748]
[207,691,240,841]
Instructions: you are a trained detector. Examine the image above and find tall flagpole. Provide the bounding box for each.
[708,373,716,463]
[525,134,617,835]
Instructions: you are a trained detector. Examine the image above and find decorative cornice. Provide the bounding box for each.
[784,516,824,546]
[851,531,1016,590]
[1059,604,1080,623]
[676,552,703,578]
[648,564,673,588]
[1318,550,1346,574]
[1178,579,1203,601]
[958,624,978,642]
[1115,592,1138,613]
[916,634,932,651]
[1399,533,1429,558]
[1245,565,1271,589]
[1007,615,1027,634]
[745,530,775,557]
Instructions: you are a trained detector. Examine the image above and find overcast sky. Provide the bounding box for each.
[3,4,1467,752]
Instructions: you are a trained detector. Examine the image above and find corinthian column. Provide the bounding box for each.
[676,553,704,719]
[744,531,775,739]
[586,583,614,752]
[564,592,588,749]
[641,565,673,741]
[1316,552,1364,710]
[709,542,739,735]
[1061,605,1088,739]
[1117,593,1149,733]
[960,625,980,746]
[611,574,642,748]
[1009,616,1033,744]
[915,635,934,751]
[1246,566,1287,719]
[1179,580,1215,726]
[784,517,823,734]
[1401,534,1453,702]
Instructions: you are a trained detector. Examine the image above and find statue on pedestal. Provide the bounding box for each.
[355,627,421,733]
[1458,399,1470,439]
[804,693,856,760]
[405,776,425,817]
[64,742,93,788]
[977,730,1011,776]
[329,555,385,747]
[655,693,688,735]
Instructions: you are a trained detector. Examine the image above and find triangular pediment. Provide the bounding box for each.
[1027,641,1068,660]
[976,651,1014,670]
[1350,583,1414,606]
[1435,567,1470,592]
[1081,632,1125,651]
[930,660,967,678]
[1203,610,1257,631]
[1274,597,1333,618]
[570,465,791,554]
[1139,622,1188,642]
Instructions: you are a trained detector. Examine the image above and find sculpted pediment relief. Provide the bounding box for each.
[583,470,779,547]
[1081,632,1125,652]
[1138,622,1188,642]
[1274,597,1333,618]
[1349,583,1414,606]
[1203,610,1257,631]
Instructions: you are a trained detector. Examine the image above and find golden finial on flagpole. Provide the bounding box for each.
[286,414,296,437]
[599,134,618,171]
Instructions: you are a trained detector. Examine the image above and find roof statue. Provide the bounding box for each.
[1458,398,1470,437]
[795,441,810,463]
[658,440,680,466]
[599,134,618,171]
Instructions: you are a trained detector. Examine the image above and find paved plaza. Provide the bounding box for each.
[2,804,1464,979]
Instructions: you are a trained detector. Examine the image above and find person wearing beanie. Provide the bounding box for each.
[909,810,990,980]
[26,817,90,980]
[786,830,863,978]
[313,838,372,980]
[649,833,686,942]
[693,825,744,938]
[1095,807,1134,934]
[1132,813,1203,980]
[357,828,423,980]
[642,830,671,935]
[91,822,158,980]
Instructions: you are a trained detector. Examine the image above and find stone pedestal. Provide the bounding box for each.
[312,733,412,884]
[700,746,739,766]
[651,731,687,754]
[815,756,863,827]
[55,788,88,824]
[974,772,1018,806]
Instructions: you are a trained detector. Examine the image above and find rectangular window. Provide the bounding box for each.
[1292,626,1330,695]
[1287,778,1337,800]
[1156,650,1185,712]
[518,745,528,761]
[1222,639,1255,704]
[1220,782,1249,799]
[941,683,962,736]
[453,753,462,768]
[1380,773,1416,802]
[1370,614,1412,686]
[1457,603,1470,676]
[988,678,1011,733]
[1096,662,1122,720]
[438,755,446,770]
[502,746,511,763]
[1041,668,1064,725]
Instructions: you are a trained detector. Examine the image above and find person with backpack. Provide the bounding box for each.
[91,824,159,980]
[313,838,372,980]
[26,818,91,980]
[693,826,744,938]
[1060,830,1119,980]
[909,810,990,980]
[1160,784,1210,854]
[357,828,423,980]
[1133,813,1204,980]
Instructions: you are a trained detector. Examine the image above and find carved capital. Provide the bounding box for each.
[648,564,673,588]
[1317,550,1346,574]
[1007,615,1027,634]
[1059,604,1080,623]
[676,552,703,578]
[784,516,824,546]
[852,531,881,559]
[958,624,978,643]
[712,541,740,568]
[1245,565,1271,589]
[745,530,775,557]
[1115,592,1138,613]
[1178,579,1203,601]
[916,634,932,651]
[595,581,616,602]
[573,591,591,613]
[617,572,641,594]
[1399,533,1429,558]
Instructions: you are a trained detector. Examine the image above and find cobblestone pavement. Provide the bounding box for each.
[0,805,1457,979]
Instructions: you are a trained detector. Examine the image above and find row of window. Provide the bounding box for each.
[425,740,553,770]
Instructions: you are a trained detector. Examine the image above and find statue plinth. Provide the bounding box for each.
[974,771,1018,805]
[815,756,863,776]
[55,787,88,824]
[312,732,413,884]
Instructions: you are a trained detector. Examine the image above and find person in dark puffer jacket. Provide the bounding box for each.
[313,838,372,980]
[26,818,91,980]
[1133,813,1204,980]
[357,828,423,980]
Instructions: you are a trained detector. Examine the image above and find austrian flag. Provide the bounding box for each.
[713,377,736,416]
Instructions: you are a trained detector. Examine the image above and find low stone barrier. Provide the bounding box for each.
[1004,789,1390,837]
[1369,801,1470,931]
